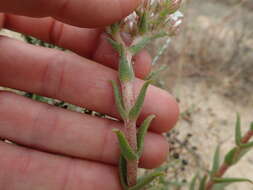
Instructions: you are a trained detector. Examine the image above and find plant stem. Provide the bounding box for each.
[205,128,253,190]
[205,164,229,190]
[121,79,138,186]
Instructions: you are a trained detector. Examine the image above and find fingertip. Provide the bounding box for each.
[140,133,169,169]
[119,0,142,18]
[138,86,180,133]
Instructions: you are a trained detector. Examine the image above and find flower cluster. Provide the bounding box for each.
[107,0,183,38]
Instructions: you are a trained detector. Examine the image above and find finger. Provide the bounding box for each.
[0,0,140,28]
[0,37,179,133]
[0,91,168,168]
[2,15,151,78]
[0,141,121,190]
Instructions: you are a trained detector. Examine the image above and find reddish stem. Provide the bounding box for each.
[121,77,138,186]
[205,128,253,190]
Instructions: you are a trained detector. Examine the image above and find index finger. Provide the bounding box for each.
[0,0,140,28]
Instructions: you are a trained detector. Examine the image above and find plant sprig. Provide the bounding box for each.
[107,0,183,189]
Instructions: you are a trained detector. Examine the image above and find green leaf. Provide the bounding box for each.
[138,11,148,34]
[213,177,253,184]
[235,114,242,147]
[225,146,253,166]
[224,147,237,165]
[113,129,138,161]
[110,80,127,120]
[145,65,169,80]
[129,81,152,120]
[189,174,198,190]
[211,145,220,177]
[137,115,156,156]
[107,38,123,54]
[129,171,164,190]
[119,156,128,190]
[241,141,253,149]
[110,23,120,35]
[119,50,134,82]
[212,183,228,190]
[129,32,167,55]
[236,146,253,162]
[250,122,253,131]
[198,175,207,190]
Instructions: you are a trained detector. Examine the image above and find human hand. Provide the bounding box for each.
[0,0,179,189]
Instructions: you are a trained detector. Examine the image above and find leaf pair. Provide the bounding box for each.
[111,79,152,122]
[113,115,155,161]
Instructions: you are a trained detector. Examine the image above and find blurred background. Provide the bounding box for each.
[148,0,253,189]
[0,0,252,189]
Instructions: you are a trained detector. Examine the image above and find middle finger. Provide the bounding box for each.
[0,91,168,168]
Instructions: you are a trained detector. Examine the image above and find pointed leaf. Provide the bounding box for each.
[236,146,253,163]
[113,129,138,161]
[119,156,128,190]
[235,114,242,146]
[129,171,164,190]
[129,81,152,120]
[211,145,220,177]
[129,32,167,55]
[137,115,156,156]
[198,175,207,190]
[138,11,148,34]
[225,146,252,166]
[110,80,127,120]
[110,23,120,35]
[241,141,253,149]
[119,50,134,82]
[224,147,237,165]
[213,177,253,184]
[107,38,123,54]
[189,174,198,190]
[145,65,169,80]
[250,122,253,131]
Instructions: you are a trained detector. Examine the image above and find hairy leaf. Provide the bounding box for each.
[119,156,128,190]
[129,81,152,120]
[113,129,138,161]
[145,64,169,80]
[110,80,127,120]
[138,11,148,34]
[107,38,123,54]
[119,51,134,82]
[137,115,156,156]
[129,171,164,190]
[111,23,120,35]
